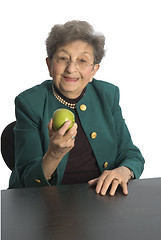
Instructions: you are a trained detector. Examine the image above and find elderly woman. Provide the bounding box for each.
[9,20,144,195]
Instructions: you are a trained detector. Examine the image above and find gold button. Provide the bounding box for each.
[104,162,108,168]
[91,132,97,139]
[35,179,41,184]
[80,104,87,111]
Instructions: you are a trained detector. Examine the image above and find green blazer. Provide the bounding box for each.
[9,79,144,188]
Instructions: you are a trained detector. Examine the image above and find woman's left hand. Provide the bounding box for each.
[88,166,132,196]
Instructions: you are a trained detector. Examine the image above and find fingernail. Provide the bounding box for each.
[101,190,106,196]
[109,192,114,196]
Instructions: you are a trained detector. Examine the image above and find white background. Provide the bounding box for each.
[0,0,161,190]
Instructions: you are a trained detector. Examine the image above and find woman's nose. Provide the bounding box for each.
[65,61,78,73]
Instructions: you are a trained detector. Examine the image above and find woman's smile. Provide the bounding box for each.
[63,75,79,82]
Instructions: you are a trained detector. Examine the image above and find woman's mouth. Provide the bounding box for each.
[63,76,79,82]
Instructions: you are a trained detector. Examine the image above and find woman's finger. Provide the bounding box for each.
[95,171,112,194]
[109,178,120,196]
[48,119,54,137]
[88,178,99,186]
[57,120,73,137]
[63,122,78,142]
[98,176,118,196]
[121,182,128,195]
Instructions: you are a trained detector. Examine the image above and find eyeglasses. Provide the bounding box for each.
[53,57,94,70]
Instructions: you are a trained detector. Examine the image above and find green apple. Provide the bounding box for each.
[52,108,75,131]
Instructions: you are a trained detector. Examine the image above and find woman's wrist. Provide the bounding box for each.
[42,150,61,180]
[122,166,134,179]
[119,166,133,180]
[45,146,61,160]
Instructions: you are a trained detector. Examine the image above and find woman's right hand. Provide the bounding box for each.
[42,118,77,180]
[47,118,77,160]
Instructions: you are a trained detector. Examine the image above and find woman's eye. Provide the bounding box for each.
[59,57,68,61]
[80,59,87,63]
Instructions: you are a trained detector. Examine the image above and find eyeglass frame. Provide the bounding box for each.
[53,57,95,70]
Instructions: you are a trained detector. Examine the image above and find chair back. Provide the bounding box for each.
[1,121,16,170]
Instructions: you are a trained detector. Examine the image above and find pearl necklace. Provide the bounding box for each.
[52,83,76,109]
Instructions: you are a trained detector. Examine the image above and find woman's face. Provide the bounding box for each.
[46,40,99,99]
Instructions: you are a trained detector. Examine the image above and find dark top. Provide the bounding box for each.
[54,86,100,184]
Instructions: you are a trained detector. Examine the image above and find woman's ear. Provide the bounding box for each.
[90,64,100,82]
[46,57,52,77]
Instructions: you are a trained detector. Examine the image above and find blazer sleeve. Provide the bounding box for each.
[12,95,50,188]
[112,87,145,178]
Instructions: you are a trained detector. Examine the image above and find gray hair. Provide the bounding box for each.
[46,20,105,64]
